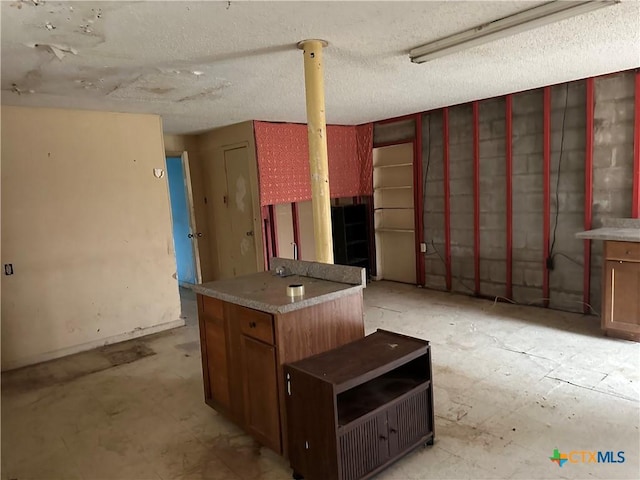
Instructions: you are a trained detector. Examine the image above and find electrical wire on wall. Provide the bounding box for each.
[548,83,584,269]
[422,115,439,258]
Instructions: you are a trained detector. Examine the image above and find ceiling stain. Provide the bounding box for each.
[140,86,175,95]
[178,83,231,103]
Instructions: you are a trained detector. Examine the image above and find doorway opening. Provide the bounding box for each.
[166,154,201,287]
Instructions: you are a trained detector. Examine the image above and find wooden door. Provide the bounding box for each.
[204,316,231,411]
[603,260,640,334]
[221,146,258,278]
[241,335,281,452]
[373,143,416,284]
[386,386,432,456]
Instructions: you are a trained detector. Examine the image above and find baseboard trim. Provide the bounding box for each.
[1,318,186,372]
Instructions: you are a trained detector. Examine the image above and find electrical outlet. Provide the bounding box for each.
[4,264,13,275]
[420,242,427,253]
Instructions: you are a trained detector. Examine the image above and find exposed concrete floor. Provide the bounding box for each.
[2,282,639,480]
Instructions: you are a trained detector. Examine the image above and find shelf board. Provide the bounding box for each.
[337,377,430,427]
[347,239,367,246]
[376,228,414,233]
[346,257,369,266]
[374,185,412,191]
[374,162,413,169]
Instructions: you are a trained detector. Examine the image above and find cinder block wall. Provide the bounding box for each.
[373,69,637,316]
[591,71,636,314]
[423,112,446,290]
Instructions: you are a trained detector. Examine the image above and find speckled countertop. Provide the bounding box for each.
[576,218,640,243]
[191,271,363,314]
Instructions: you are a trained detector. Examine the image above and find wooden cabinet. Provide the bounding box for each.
[197,291,365,456]
[602,241,640,341]
[284,330,434,480]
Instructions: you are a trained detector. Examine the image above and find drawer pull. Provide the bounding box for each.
[249,321,257,328]
[389,428,397,434]
[379,435,387,441]
[626,251,631,255]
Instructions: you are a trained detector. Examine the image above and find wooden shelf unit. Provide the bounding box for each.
[284,330,435,480]
[332,204,371,274]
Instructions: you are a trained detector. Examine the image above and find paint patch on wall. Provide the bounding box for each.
[240,237,250,256]
[235,175,247,212]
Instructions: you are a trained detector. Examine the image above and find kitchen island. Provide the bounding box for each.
[192,258,366,456]
[577,218,640,341]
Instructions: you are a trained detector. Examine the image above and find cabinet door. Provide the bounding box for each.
[339,413,388,480]
[387,385,432,456]
[241,335,281,453]
[204,316,231,410]
[603,260,640,334]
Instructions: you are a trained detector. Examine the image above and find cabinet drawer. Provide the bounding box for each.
[201,295,224,319]
[605,241,640,262]
[238,306,275,345]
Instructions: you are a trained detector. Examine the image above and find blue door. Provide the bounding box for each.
[166,156,197,285]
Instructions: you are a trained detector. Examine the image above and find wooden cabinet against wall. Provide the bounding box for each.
[602,241,640,341]
[197,291,365,456]
[284,330,434,480]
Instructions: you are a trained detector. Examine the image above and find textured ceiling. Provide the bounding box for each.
[2,1,639,134]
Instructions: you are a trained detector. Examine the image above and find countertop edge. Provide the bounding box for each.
[575,227,640,243]
[191,283,364,314]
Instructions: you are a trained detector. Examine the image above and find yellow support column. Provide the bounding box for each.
[298,39,334,264]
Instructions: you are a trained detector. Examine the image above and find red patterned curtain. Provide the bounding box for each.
[254,121,373,206]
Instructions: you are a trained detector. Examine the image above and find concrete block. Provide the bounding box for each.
[524,268,543,287]
[488,260,507,283]
[481,212,506,229]
[613,100,635,123]
[550,128,585,152]
[449,142,473,160]
[512,285,544,306]
[374,119,415,144]
[480,139,504,158]
[550,108,587,130]
[561,150,587,173]
[513,134,544,154]
[611,146,634,168]
[593,145,614,168]
[595,72,635,101]
[513,246,543,263]
[513,230,526,249]
[450,178,474,195]
[425,256,446,276]
[549,291,584,313]
[425,274,447,290]
[480,194,506,214]
[527,154,544,174]
[513,114,544,134]
[512,154,528,174]
[594,123,635,146]
[512,91,544,115]
[450,212,474,230]
[549,263,583,293]
[450,243,474,258]
[424,197,445,215]
[480,281,506,298]
[557,192,585,213]
[513,174,543,193]
[593,167,634,191]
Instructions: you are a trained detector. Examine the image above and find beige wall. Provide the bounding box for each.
[1,106,182,370]
[196,121,264,279]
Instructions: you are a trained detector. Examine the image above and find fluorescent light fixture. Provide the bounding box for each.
[410,0,619,64]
